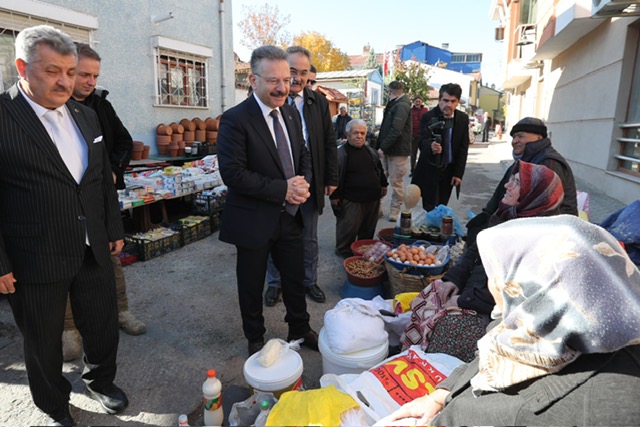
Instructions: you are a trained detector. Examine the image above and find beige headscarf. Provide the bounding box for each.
[471,215,640,393]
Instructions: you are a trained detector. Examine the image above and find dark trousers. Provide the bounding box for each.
[335,199,380,256]
[411,135,420,172]
[8,247,119,415]
[236,211,310,342]
[421,164,455,212]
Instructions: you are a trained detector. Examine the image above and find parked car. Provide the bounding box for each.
[468,116,482,134]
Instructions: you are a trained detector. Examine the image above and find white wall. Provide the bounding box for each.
[33,0,235,151]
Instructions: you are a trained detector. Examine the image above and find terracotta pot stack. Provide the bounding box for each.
[204,115,221,145]
[156,116,222,156]
[156,124,172,155]
[132,141,145,160]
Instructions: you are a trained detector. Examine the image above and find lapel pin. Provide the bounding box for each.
[74,108,79,113]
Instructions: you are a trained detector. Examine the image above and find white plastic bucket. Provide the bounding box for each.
[319,327,389,375]
[243,347,303,399]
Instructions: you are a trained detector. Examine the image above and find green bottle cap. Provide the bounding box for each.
[260,400,270,410]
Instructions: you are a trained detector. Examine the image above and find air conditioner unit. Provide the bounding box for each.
[592,0,640,18]
[495,26,505,41]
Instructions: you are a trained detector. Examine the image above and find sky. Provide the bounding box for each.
[231,0,503,88]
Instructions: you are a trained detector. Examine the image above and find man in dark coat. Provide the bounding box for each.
[412,83,470,212]
[334,106,352,140]
[264,46,338,306]
[466,117,578,246]
[217,45,318,356]
[0,25,127,425]
[410,95,428,173]
[60,43,144,362]
[377,80,412,221]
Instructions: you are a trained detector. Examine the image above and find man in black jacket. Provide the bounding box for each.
[62,43,144,361]
[465,117,578,246]
[412,83,470,212]
[378,81,412,221]
[264,46,339,305]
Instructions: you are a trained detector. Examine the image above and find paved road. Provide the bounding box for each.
[0,137,625,426]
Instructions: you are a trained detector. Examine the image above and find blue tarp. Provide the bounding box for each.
[599,200,640,266]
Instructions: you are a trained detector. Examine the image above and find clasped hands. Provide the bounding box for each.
[433,279,460,309]
[286,176,310,205]
[431,141,442,154]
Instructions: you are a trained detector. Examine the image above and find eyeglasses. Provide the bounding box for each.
[307,80,317,85]
[289,67,309,78]
[254,73,290,86]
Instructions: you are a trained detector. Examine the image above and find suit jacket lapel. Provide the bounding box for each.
[5,84,76,181]
[66,99,95,185]
[281,104,301,173]
[246,97,286,176]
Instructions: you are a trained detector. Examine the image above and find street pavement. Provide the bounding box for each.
[0,135,627,426]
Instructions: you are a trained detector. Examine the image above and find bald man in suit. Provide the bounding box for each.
[217,45,318,356]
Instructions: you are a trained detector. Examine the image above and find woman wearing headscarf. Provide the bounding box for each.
[384,215,640,425]
[401,161,565,361]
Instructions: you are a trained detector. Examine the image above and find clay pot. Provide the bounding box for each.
[171,134,183,143]
[168,147,179,157]
[193,117,207,130]
[177,140,186,149]
[131,150,143,160]
[170,122,184,134]
[156,135,172,144]
[205,117,218,131]
[157,141,170,155]
[194,129,206,142]
[183,131,195,142]
[180,118,196,132]
[142,145,151,159]
[157,124,173,135]
[178,148,185,157]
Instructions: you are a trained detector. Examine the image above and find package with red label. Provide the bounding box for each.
[320,346,463,424]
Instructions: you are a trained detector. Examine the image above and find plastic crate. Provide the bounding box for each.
[125,228,181,261]
[192,192,225,215]
[178,215,212,242]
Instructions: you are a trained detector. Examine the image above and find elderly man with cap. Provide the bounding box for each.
[466,117,578,246]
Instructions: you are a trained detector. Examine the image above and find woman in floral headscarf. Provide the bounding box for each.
[384,215,640,426]
[401,161,565,361]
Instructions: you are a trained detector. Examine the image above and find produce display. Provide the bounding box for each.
[362,242,392,263]
[386,244,446,267]
[345,259,385,278]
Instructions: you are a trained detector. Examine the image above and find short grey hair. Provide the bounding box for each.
[286,45,312,62]
[346,118,367,133]
[250,45,288,74]
[15,25,76,64]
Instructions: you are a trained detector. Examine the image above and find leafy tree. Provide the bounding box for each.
[237,3,291,51]
[393,60,431,101]
[290,31,350,72]
[364,48,380,73]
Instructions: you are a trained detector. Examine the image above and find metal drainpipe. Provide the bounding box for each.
[219,0,228,111]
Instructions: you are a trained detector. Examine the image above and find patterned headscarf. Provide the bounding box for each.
[471,215,640,393]
[489,160,564,226]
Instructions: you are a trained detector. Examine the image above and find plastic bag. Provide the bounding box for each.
[257,338,302,368]
[324,298,388,354]
[369,296,413,347]
[228,392,277,427]
[265,385,360,426]
[425,205,465,236]
[320,346,463,424]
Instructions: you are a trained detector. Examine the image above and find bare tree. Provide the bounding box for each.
[237,4,291,51]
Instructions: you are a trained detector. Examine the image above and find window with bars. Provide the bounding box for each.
[155,49,208,107]
[617,30,640,177]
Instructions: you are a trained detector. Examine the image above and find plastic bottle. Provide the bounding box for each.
[178,414,189,426]
[202,369,223,426]
[254,400,271,427]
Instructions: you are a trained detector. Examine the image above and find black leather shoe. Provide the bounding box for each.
[85,383,129,414]
[288,329,319,351]
[46,407,76,426]
[248,338,265,356]
[264,286,280,307]
[305,284,326,303]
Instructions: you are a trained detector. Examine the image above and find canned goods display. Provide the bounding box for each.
[441,215,453,236]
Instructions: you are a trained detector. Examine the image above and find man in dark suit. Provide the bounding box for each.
[0,25,127,425]
[412,83,470,212]
[217,45,318,356]
[60,43,144,362]
[264,46,338,306]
